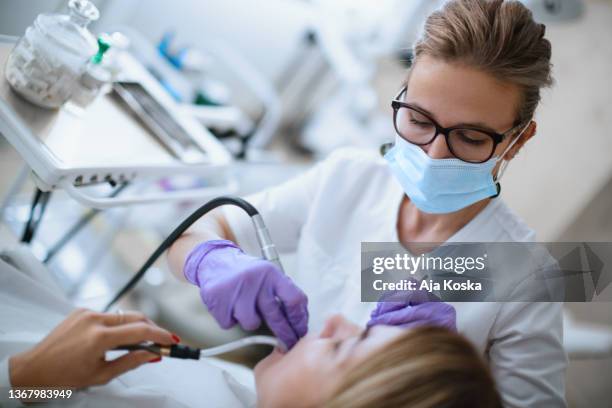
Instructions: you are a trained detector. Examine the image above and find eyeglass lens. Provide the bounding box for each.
[395,106,496,163]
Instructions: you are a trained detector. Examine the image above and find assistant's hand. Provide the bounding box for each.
[9,309,178,389]
[367,288,457,332]
[184,240,308,349]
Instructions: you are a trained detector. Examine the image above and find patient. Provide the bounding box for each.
[6,311,501,407]
[255,315,502,408]
[1,250,501,407]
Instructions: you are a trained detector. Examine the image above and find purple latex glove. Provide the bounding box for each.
[367,288,457,332]
[184,240,308,348]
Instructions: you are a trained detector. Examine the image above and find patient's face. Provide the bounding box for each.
[254,315,404,407]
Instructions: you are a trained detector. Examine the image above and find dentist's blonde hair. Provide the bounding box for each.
[325,326,502,408]
[412,0,553,125]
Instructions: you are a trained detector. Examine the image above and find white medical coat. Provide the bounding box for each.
[222,148,567,408]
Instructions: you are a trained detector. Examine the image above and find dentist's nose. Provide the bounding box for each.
[422,132,454,159]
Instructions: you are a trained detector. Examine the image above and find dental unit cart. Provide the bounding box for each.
[0,34,236,243]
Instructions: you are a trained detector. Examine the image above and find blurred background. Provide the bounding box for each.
[0,0,610,406]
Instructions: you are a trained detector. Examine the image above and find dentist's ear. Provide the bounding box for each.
[505,121,537,161]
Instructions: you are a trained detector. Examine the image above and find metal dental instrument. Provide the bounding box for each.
[114,335,285,360]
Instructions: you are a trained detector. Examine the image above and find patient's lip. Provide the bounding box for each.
[275,341,288,354]
[256,346,283,371]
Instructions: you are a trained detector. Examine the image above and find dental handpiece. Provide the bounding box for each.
[114,335,285,360]
[251,213,284,272]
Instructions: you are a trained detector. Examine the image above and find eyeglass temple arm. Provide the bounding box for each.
[393,86,407,101]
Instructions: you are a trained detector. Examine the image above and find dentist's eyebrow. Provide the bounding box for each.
[403,101,437,119]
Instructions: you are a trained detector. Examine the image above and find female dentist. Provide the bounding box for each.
[168,0,567,406]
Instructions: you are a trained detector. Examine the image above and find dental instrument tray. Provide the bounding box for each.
[0,35,235,209]
[112,81,205,163]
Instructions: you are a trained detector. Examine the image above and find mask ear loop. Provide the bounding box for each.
[492,120,532,197]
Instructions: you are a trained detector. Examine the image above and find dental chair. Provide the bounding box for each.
[563,309,612,360]
[0,245,65,295]
[0,244,258,393]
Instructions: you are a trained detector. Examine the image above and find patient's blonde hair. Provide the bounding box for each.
[325,326,502,408]
[412,0,553,124]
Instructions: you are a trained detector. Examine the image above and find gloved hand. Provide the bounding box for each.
[367,287,457,332]
[184,240,308,349]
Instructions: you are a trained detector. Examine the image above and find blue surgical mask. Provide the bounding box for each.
[384,127,526,214]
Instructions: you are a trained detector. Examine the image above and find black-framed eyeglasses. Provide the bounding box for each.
[391,87,523,163]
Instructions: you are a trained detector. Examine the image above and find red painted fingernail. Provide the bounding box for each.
[149,357,161,363]
[171,333,181,343]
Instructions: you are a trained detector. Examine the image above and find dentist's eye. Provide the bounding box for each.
[454,130,487,145]
[404,109,433,129]
[410,119,434,128]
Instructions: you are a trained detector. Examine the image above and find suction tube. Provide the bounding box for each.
[103,196,283,312]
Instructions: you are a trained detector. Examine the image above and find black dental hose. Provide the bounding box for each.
[103,196,277,312]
